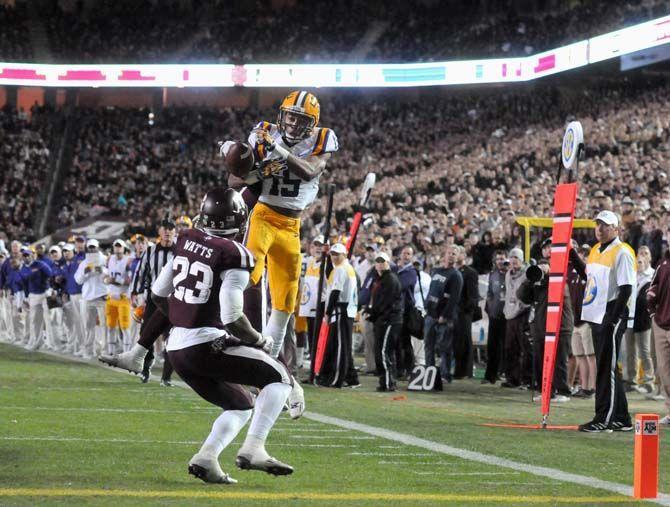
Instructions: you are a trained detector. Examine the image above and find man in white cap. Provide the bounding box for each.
[572,210,636,432]
[74,239,108,358]
[104,239,132,354]
[316,243,359,388]
[60,243,84,355]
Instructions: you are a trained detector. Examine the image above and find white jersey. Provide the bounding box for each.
[106,254,132,299]
[248,121,338,211]
[299,256,321,318]
[326,260,358,320]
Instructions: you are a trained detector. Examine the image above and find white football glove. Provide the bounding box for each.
[255,335,274,354]
[218,140,236,158]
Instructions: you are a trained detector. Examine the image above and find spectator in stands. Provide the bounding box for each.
[502,247,530,389]
[482,250,508,384]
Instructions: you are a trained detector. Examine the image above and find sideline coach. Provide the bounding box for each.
[573,210,636,433]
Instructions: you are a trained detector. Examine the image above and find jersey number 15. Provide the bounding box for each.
[269,170,301,198]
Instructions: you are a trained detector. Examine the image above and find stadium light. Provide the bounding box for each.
[0,15,668,88]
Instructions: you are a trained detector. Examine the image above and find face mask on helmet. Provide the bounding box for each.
[198,189,248,241]
[278,110,315,144]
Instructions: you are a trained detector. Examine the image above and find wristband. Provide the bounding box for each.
[274,144,291,160]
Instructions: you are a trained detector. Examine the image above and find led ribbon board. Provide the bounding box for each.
[0,15,668,88]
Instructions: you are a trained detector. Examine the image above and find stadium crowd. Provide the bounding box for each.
[0,0,667,64]
[0,105,59,245]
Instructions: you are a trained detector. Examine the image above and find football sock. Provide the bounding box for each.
[244,382,291,447]
[200,409,252,458]
[129,342,148,358]
[295,346,305,369]
[266,310,291,358]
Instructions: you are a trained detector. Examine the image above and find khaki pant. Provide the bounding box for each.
[652,321,670,413]
[623,328,654,384]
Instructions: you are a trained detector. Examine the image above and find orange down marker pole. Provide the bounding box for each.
[633,413,660,499]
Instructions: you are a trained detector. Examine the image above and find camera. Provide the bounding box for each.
[526,259,549,283]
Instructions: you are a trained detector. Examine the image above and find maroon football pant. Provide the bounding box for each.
[168,341,292,411]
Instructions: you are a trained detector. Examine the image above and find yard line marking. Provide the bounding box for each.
[1,405,217,414]
[0,435,360,449]
[288,435,376,440]
[0,488,645,503]
[305,412,670,506]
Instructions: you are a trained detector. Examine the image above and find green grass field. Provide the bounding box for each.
[0,342,668,506]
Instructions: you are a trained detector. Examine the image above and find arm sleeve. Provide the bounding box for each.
[74,262,87,285]
[441,272,463,320]
[647,266,660,314]
[569,248,587,280]
[151,263,174,298]
[132,249,149,295]
[516,279,535,306]
[219,269,250,325]
[616,249,636,287]
[485,272,494,314]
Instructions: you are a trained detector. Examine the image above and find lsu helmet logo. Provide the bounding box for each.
[583,274,598,306]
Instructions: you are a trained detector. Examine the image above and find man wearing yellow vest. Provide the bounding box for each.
[573,210,637,433]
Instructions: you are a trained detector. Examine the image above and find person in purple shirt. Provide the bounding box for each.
[19,247,53,351]
[58,244,85,354]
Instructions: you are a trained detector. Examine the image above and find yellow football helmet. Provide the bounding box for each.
[278,91,320,144]
[176,215,193,230]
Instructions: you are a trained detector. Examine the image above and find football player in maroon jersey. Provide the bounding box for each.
[148,188,304,483]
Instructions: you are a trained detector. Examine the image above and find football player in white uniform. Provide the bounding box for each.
[232,91,339,358]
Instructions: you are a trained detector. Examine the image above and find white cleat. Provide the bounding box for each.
[188,453,237,484]
[98,349,144,374]
[235,448,293,476]
[288,379,305,420]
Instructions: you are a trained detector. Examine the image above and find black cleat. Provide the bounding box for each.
[235,453,293,476]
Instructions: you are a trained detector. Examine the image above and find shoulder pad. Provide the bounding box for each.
[311,127,338,156]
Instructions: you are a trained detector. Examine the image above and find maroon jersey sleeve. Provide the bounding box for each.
[168,229,255,329]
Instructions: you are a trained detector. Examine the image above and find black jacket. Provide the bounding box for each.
[517,276,574,342]
[369,269,403,325]
[459,265,479,315]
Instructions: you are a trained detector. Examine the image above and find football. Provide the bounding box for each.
[224,141,255,179]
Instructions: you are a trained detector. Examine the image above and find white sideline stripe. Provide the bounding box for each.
[413,471,521,476]
[378,461,457,466]
[288,435,376,440]
[0,436,358,449]
[349,452,436,457]
[305,412,670,505]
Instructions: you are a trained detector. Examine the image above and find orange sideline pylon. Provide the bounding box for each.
[633,413,660,499]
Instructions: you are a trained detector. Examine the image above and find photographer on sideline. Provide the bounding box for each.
[517,238,573,401]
